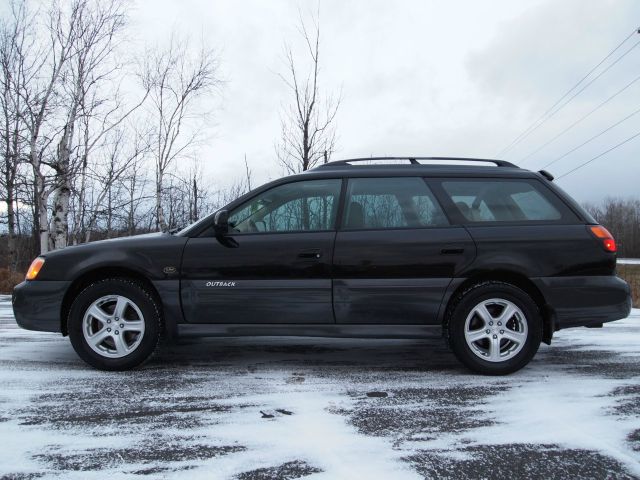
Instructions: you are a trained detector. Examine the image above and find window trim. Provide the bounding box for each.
[338,176,451,232]
[225,178,345,236]
[431,177,581,226]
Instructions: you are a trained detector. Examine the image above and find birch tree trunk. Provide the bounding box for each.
[32,160,50,254]
[51,176,72,249]
[51,106,77,250]
[72,123,89,245]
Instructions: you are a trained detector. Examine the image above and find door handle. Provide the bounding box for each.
[441,247,465,255]
[298,249,322,259]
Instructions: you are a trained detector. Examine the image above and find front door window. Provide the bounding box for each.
[228,179,342,234]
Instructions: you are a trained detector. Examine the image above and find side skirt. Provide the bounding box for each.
[176,323,442,339]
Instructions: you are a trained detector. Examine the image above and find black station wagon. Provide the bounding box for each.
[12,157,632,374]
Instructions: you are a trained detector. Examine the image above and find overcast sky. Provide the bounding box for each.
[130,0,640,204]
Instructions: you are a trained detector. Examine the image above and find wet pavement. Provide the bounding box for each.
[0,296,639,479]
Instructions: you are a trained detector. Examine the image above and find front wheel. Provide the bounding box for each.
[447,281,542,375]
[68,278,162,370]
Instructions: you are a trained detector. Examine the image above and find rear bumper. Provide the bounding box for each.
[12,280,70,333]
[532,275,632,329]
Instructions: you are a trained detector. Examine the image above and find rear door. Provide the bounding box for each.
[434,177,588,276]
[180,178,342,324]
[332,177,475,324]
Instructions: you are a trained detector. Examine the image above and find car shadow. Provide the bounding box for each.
[149,334,464,374]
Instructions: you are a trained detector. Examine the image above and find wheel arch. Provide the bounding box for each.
[60,266,162,336]
[442,270,555,345]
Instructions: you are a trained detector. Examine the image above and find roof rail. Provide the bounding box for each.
[316,157,518,168]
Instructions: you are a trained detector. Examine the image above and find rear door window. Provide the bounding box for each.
[440,179,575,223]
[342,177,449,230]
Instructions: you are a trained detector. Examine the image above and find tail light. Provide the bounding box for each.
[589,226,616,253]
[25,257,45,280]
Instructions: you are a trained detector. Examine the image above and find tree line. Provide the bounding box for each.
[0,0,338,272]
[583,197,640,258]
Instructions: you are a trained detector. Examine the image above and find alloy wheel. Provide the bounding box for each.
[463,298,528,363]
[82,295,145,358]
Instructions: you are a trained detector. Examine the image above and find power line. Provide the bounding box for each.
[507,39,640,158]
[539,105,640,170]
[519,73,640,165]
[501,32,640,158]
[496,27,640,158]
[556,129,640,179]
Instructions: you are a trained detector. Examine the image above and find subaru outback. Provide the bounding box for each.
[12,157,632,374]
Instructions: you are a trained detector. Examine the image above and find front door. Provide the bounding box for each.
[332,177,476,324]
[180,178,342,324]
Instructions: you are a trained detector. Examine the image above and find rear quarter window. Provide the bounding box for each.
[438,179,579,224]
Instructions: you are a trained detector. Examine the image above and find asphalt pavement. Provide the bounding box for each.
[0,296,638,479]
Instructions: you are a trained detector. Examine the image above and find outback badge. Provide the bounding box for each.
[206,281,236,287]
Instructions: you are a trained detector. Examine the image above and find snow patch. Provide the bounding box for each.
[618,258,640,265]
[0,299,639,478]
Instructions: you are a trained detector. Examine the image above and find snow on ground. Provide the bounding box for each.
[0,295,639,479]
[618,258,640,265]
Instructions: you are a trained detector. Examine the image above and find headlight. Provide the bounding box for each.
[25,257,45,280]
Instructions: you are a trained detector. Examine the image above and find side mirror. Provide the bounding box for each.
[213,210,229,235]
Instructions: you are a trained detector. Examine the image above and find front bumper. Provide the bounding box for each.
[12,280,71,333]
[532,275,632,330]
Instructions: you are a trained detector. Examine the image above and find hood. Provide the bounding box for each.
[42,232,172,258]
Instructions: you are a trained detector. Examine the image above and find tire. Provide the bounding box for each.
[447,281,542,375]
[67,278,162,371]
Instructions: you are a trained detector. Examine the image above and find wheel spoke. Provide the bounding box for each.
[502,328,527,345]
[466,328,489,343]
[87,305,111,324]
[114,297,129,320]
[89,328,111,347]
[489,336,502,361]
[473,304,493,325]
[121,320,144,333]
[112,333,130,355]
[498,304,517,324]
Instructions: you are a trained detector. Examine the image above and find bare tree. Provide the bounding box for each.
[140,34,220,232]
[78,126,148,242]
[49,0,130,249]
[0,1,32,269]
[276,11,340,174]
[243,154,252,191]
[181,158,203,224]
[0,0,230,274]
[213,163,253,209]
[122,150,150,236]
[17,0,83,254]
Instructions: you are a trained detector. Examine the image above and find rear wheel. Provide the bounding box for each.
[447,281,542,375]
[68,278,161,370]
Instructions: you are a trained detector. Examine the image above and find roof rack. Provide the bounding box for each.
[316,157,518,168]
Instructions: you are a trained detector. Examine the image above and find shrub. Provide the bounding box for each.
[0,268,24,294]
[617,264,640,308]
